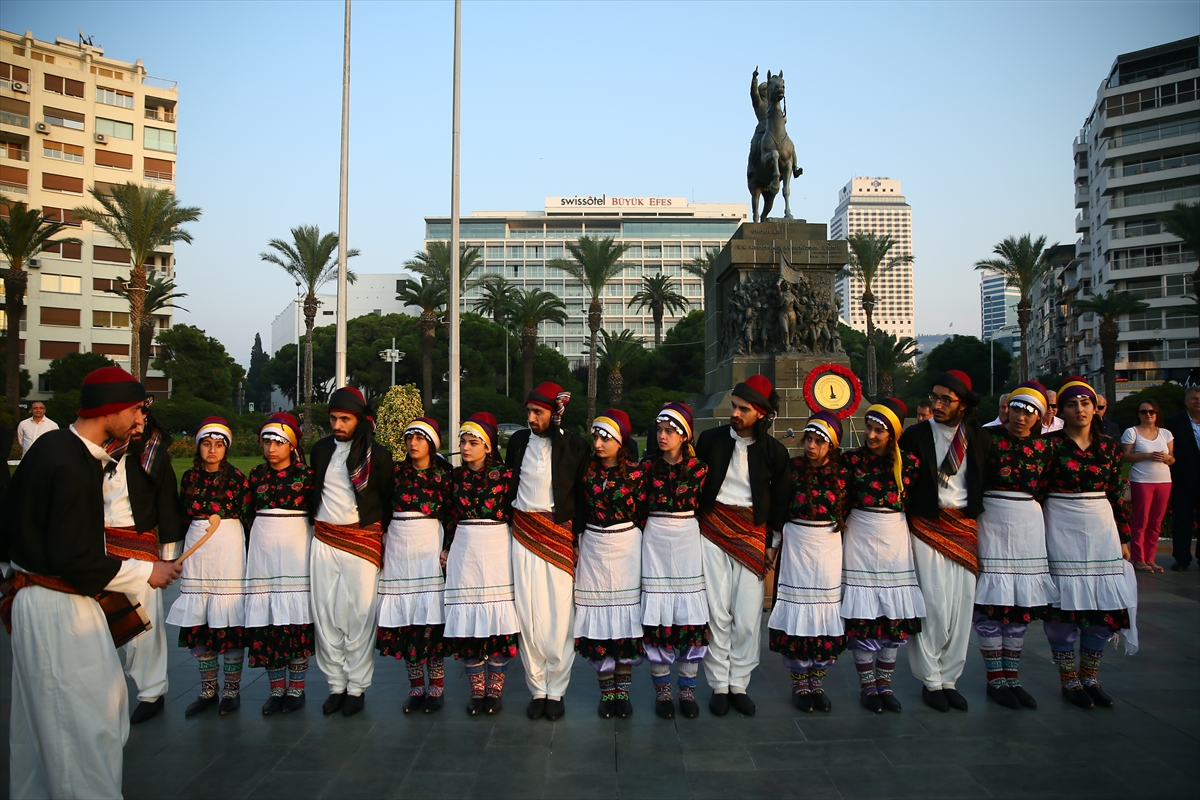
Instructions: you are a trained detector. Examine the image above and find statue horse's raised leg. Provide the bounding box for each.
[781,157,793,220]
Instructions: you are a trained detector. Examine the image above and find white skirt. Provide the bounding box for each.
[444,520,520,639]
[378,513,446,628]
[641,513,709,627]
[575,522,643,641]
[768,519,844,637]
[841,508,926,621]
[243,511,314,627]
[1044,493,1135,612]
[166,517,247,629]
[975,491,1059,608]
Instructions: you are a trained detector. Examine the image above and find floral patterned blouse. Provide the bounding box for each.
[843,447,920,512]
[1039,430,1132,540]
[641,456,708,514]
[984,427,1051,495]
[444,461,514,548]
[392,458,452,518]
[786,459,850,526]
[248,462,315,514]
[180,466,252,519]
[583,461,648,527]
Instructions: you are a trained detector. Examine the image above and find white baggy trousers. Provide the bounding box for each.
[512,538,575,700]
[908,536,976,691]
[701,537,764,694]
[311,539,380,695]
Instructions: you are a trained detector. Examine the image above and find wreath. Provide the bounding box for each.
[802,363,863,420]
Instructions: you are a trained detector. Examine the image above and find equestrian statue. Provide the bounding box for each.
[747,67,802,223]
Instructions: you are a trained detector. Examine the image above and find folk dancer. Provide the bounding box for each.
[506,382,589,721]
[641,402,709,720]
[1,366,181,799]
[900,370,991,713]
[841,398,925,713]
[577,409,647,719]
[1041,378,1136,709]
[443,412,520,715]
[768,412,850,712]
[973,383,1059,709]
[695,374,791,716]
[376,417,452,714]
[311,387,395,717]
[245,413,316,715]
[167,417,253,716]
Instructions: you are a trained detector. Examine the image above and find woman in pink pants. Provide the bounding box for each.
[1120,399,1175,572]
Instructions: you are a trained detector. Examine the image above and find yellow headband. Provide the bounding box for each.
[864,403,904,500]
[405,420,441,451]
[1058,380,1096,404]
[804,419,840,448]
[656,409,692,441]
[592,415,624,443]
[459,421,492,452]
[865,404,902,438]
[1007,386,1047,415]
[196,422,232,447]
[259,422,297,448]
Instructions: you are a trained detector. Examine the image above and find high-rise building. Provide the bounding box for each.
[980,269,1020,342]
[0,29,179,399]
[829,177,914,340]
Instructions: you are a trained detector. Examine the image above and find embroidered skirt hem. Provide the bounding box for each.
[178,624,244,653]
[444,634,519,661]
[246,623,315,668]
[643,623,709,649]
[575,636,645,662]
[376,624,445,661]
[843,615,922,643]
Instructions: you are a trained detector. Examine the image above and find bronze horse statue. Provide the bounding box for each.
[747,68,802,223]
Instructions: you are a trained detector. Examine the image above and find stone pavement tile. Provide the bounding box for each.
[481,743,550,773]
[246,770,339,800]
[616,769,693,800]
[680,743,756,772]
[615,725,687,773]
[793,711,926,741]
[467,769,548,800]
[546,729,617,774]
[318,761,415,800]
[274,742,363,773]
[233,715,319,747]
[826,763,992,799]
[488,718,557,746]
[674,715,808,745]
[123,745,216,799]
[542,771,621,799]
[174,744,290,799]
[686,768,842,799]
[395,769,478,799]
[747,739,889,771]
[408,724,491,774]
[879,733,1030,765]
[347,743,422,774]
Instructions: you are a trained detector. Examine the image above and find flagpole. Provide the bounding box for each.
[448,0,462,463]
[334,0,352,388]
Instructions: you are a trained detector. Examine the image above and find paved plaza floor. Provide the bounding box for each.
[0,556,1196,800]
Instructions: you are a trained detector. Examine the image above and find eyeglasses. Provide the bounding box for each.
[1096,405,1106,410]
[1047,404,1057,409]
[1138,409,1156,415]
[926,394,956,407]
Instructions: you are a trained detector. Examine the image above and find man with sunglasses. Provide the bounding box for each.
[1095,394,1119,439]
[1042,390,1065,433]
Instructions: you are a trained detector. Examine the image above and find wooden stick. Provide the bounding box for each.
[175,515,221,564]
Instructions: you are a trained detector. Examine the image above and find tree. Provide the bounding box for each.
[643,309,705,394]
[0,197,80,419]
[260,224,358,436]
[45,351,116,394]
[551,235,630,422]
[246,333,271,410]
[395,276,447,408]
[152,324,245,405]
[628,273,689,346]
[1159,201,1200,307]
[873,330,918,397]
[510,288,568,398]
[839,323,869,380]
[973,234,1065,382]
[107,273,188,379]
[472,274,519,326]
[589,329,643,407]
[264,342,299,407]
[685,246,721,278]
[1072,289,1150,399]
[72,183,201,380]
[907,334,1012,409]
[403,241,482,308]
[845,232,914,399]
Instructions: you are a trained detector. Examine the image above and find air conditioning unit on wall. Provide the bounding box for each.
[94,132,108,144]
[27,258,40,269]
[10,80,27,93]
[34,121,49,134]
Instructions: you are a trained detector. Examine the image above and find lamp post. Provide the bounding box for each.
[378,337,404,387]
[990,324,1021,396]
[294,281,301,412]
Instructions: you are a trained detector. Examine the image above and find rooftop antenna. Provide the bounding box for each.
[77,28,94,48]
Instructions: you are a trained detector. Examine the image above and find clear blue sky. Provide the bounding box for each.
[4,1,1196,365]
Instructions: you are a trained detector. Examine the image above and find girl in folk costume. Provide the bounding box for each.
[641,402,710,720]
[768,412,850,712]
[376,417,452,714]
[167,418,253,716]
[841,398,925,714]
[442,412,519,715]
[973,382,1059,710]
[1040,378,1135,709]
[244,413,317,715]
[577,409,648,719]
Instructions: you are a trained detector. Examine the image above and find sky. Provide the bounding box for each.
[4,0,1197,366]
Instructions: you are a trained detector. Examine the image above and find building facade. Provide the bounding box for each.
[1,29,179,399]
[980,269,1021,342]
[829,177,915,340]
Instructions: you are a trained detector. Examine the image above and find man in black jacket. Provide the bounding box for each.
[309,386,395,717]
[695,374,790,717]
[1164,385,1200,570]
[899,370,991,713]
[506,382,589,721]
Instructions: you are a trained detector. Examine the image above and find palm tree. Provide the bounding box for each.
[973,234,1066,383]
[403,241,482,313]
[685,246,721,278]
[509,288,568,397]
[396,276,447,408]
[1072,289,1150,400]
[0,197,81,419]
[872,330,918,397]
[1158,201,1200,290]
[107,274,188,379]
[260,225,359,437]
[588,329,643,407]
[845,232,914,399]
[550,235,630,422]
[72,183,201,380]
[472,274,519,326]
[628,273,689,346]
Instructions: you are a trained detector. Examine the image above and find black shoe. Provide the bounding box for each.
[811,691,832,713]
[943,688,968,711]
[792,691,813,712]
[879,692,902,713]
[130,697,164,724]
[404,694,426,714]
[655,699,675,719]
[1169,562,1190,572]
[614,698,633,718]
[544,699,565,721]
[597,699,614,719]
[860,692,883,714]
[709,691,730,716]
[1062,687,1094,709]
[423,694,444,714]
[679,697,700,719]
[1084,684,1114,708]
[526,697,546,720]
[730,692,756,716]
[219,695,241,715]
[322,692,347,715]
[342,693,365,717]
[922,687,950,713]
[483,696,503,715]
[185,695,217,717]
[1010,685,1038,709]
[282,692,306,714]
[466,697,485,715]
[262,695,284,716]
[987,684,1021,710]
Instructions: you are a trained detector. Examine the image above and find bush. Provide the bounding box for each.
[374,384,424,459]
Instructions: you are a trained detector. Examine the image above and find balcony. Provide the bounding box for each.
[1111,184,1200,209]
[144,108,176,123]
[0,146,28,161]
[143,169,173,183]
[0,180,27,194]
[0,110,28,128]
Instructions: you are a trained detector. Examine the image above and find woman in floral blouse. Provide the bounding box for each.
[768,412,849,713]
[1040,377,1135,710]
[441,412,519,715]
[972,382,1059,711]
[243,413,317,716]
[840,398,925,714]
[376,417,452,714]
[167,417,252,717]
[575,409,647,720]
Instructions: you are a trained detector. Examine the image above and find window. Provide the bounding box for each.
[0,96,30,128]
[683,282,702,297]
[95,149,133,170]
[1166,274,1196,296]
[525,264,544,278]
[644,245,662,258]
[143,126,176,152]
[44,106,85,131]
[622,263,640,277]
[506,245,524,259]
[485,245,503,258]
[42,173,84,194]
[40,274,82,294]
[1121,217,1161,238]
[1166,308,1199,329]
[40,306,81,327]
[92,310,131,329]
[29,51,55,65]
[1126,310,1162,331]
[566,322,584,335]
[94,117,134,140]
[604,302,623,316]
[0,62,30,83]
[96,86,134,109]
[526,245,543,259]
[623,244,642,259]
[545,245,564,259]
[143,156,173,181]
[43,141,84,163]
[40,340,78,360]
[43,74,84,98]
[90,66,125,81]
[546,264,564,278]
[483,263,502,274]
[565,284,584,297]
[92,342,130,361]
[1114,116,1200,148]
[663,244,682,258]
[565,341,584,355]
[1167,338,1199,360]
[663,263,682,276]
[605,283,623,297]
[93,245,131,264]
[0,164,27,190]
[94,278,121,293]
[41,241,82,260]
[683,244,702,258]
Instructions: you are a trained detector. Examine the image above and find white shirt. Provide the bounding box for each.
[17,416,59,454]
[714,426,754,508]
[1121,426,1174,484]
[514,432,554,513]
[1042,416,1065,433]
[316,440,360,525]
[932,421,969,510]
[102,455,136,528]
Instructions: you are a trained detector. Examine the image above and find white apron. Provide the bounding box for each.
[377,512,446,628]
[166,516,247,629]
[840,507,926,621]
[574,521,643,641]
[975,491,1059,608]
[768,519,844,637]
[444,519,520,639]
[244,510,314,627]
[641,512,709,627]
[1044,493,1135,611]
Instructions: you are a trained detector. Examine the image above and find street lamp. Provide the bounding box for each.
[990,324,1021,396]
[378,337,405,387]
[294,281,302,412]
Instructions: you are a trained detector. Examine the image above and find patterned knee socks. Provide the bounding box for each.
[614,665,633,701]
[678,662,698,702]
[598,672,617,701]
[1001,636,1024,688]
[853,650,877,695]
[1052,649,1082,691]
[808,664,829,695]
[875,646,898,696]
[791,670,810,696]
[979,635,1005,689]
[406,661,426,697]
[267,668,287,697]
[197,651,219,699]
[222,649,244,699]
[428,656,445,698]
[465,659,486,698]
[485,658,507,698]
[1079,647,1104,687]
[650,664,672,702]
[287,658,308,697]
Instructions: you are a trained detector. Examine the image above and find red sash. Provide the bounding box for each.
[314,520,385,569]
[1,572,82,633]
[699,502,769,578]
[104,525,159,563]
[511,509,575,578]
[908,508,979,575]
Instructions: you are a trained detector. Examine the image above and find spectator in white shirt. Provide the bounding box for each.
[1041,390,1065,433]
[16,401,59,455]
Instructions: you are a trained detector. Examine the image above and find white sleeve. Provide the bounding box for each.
[1120,427,1135,445]
[1161,428,1173,444]
[159,540,184,561]
[103,559,154,594]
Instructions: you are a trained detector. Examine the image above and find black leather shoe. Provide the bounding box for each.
[1062,687,1094,709]
[679,697,700,718]
[709,691,730,716]
[322,692,346,715]
[731,692,756,716]
[811,691,832,713]
[614,698,633,718]
[922,687,950,712]
[262,695,284,716]
[943,688,968,711]
[1010,685,1037,709]
[1084,684,1114,708]
[219,695,241,715]
[423,694,444,714]
[597,699,614,719]
[860,692,883,713]
[544,699,565,720]
[130,697,164,724]
[282,692,306,714]
[465,697,484,715]
[526,697,546,720]
[342,693,365,717]
[792,692,813,712]
[404,694,426,714]
[186,695,217,717]
[1169,562,1190,571]
[987,684,1020,710]
[655,699,675,719]
[880,692,902,713]
[483,696,503,715]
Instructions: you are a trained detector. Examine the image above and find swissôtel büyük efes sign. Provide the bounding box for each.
[545,195,689,210]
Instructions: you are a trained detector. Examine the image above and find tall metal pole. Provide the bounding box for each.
[448,0,462,463]
[334,0,352,387]
[391,337,397,387]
